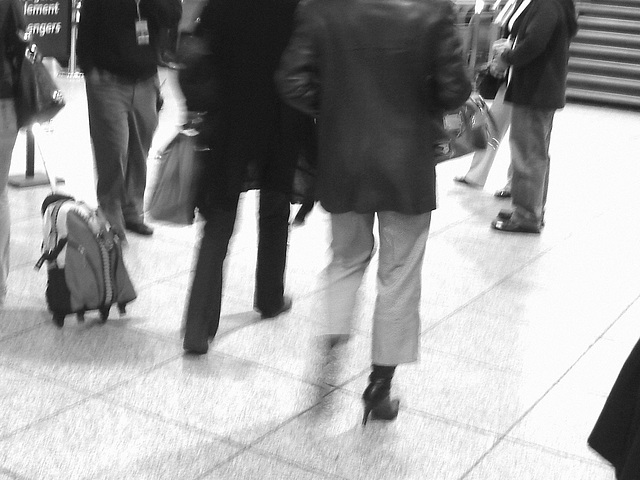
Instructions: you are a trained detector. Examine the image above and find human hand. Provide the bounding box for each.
[489,56,509,78]
[489,39,511,78]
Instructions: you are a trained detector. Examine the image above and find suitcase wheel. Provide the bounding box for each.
[77,311,85,323]
[52,313,65,328]
[118,303,127,315]
[99,306,110,323]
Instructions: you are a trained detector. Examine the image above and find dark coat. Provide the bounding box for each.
[276,0,471,215]
[189,0,311,212]
[0,0,26,98]
[502,0,578,109]
[589,338,640,480]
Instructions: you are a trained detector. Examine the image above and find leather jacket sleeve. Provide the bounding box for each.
[275,3,320,117]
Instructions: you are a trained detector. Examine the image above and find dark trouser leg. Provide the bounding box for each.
[183,203,238,352]
[509,105,555,227]
[85,71,130,232]
[254,189,290,315]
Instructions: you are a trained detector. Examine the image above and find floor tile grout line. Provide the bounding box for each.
[0,321,49,346]
[0,394,104,443]
[205,348,348,390]
[1,306,364,445]
[420,239,566,339]
[333,379,513,440]
[492,435,614,467]
[93,374,347,480]
[192,443,347,480]
[92,389,248,448]
[0,353,189,442]
[91,348,358,438]
[0,358,102,398]
[0,466,33,480]
[457,292,640,479]
[418,344,527,374]
[0,352,302,471]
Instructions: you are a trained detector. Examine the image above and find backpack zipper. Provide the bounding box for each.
[97,235,114,306]
[71,206,114,307]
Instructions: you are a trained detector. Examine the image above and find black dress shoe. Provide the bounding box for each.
[491,218,540,234]
[497,210,545,227]
[258,295,292,319]
[124,221,154,236]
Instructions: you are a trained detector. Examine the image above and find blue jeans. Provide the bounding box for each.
[85,69,160,232]
[509,105,555,227]
[0,99,19,304]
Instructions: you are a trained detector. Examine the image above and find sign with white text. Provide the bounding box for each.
[23,0,71,64]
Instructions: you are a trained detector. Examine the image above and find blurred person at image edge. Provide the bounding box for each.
[0,0,26,306]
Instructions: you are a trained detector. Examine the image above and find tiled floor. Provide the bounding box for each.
[1,68,638,480]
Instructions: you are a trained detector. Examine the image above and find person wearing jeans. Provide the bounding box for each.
[83,71,160,237]
[507,105,555,228]
[489,0,578,233]
[76,0,181,238]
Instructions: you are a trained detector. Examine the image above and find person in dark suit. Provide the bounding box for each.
[490,0,578,233]
[277,0,470,424]
[181,0,309,355]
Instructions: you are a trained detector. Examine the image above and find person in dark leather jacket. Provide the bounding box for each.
[276,0,471,425]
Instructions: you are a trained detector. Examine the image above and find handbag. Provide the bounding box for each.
[147,124,206,225]
[475,63,505,100]
[435,94,496,163]
[15,43,66,129]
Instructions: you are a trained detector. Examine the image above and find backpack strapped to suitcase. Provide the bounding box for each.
[35,194,137,327]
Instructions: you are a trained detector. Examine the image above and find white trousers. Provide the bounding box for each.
[464,84,513,188]
[0,99,19,304]
[323,211,431,365]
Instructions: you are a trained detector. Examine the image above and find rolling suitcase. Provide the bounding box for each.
[36,193,136,327]
[35,193,137,327]
[30,127,137,327]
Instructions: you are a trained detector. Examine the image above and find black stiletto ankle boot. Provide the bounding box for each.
[362,366,400,425]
